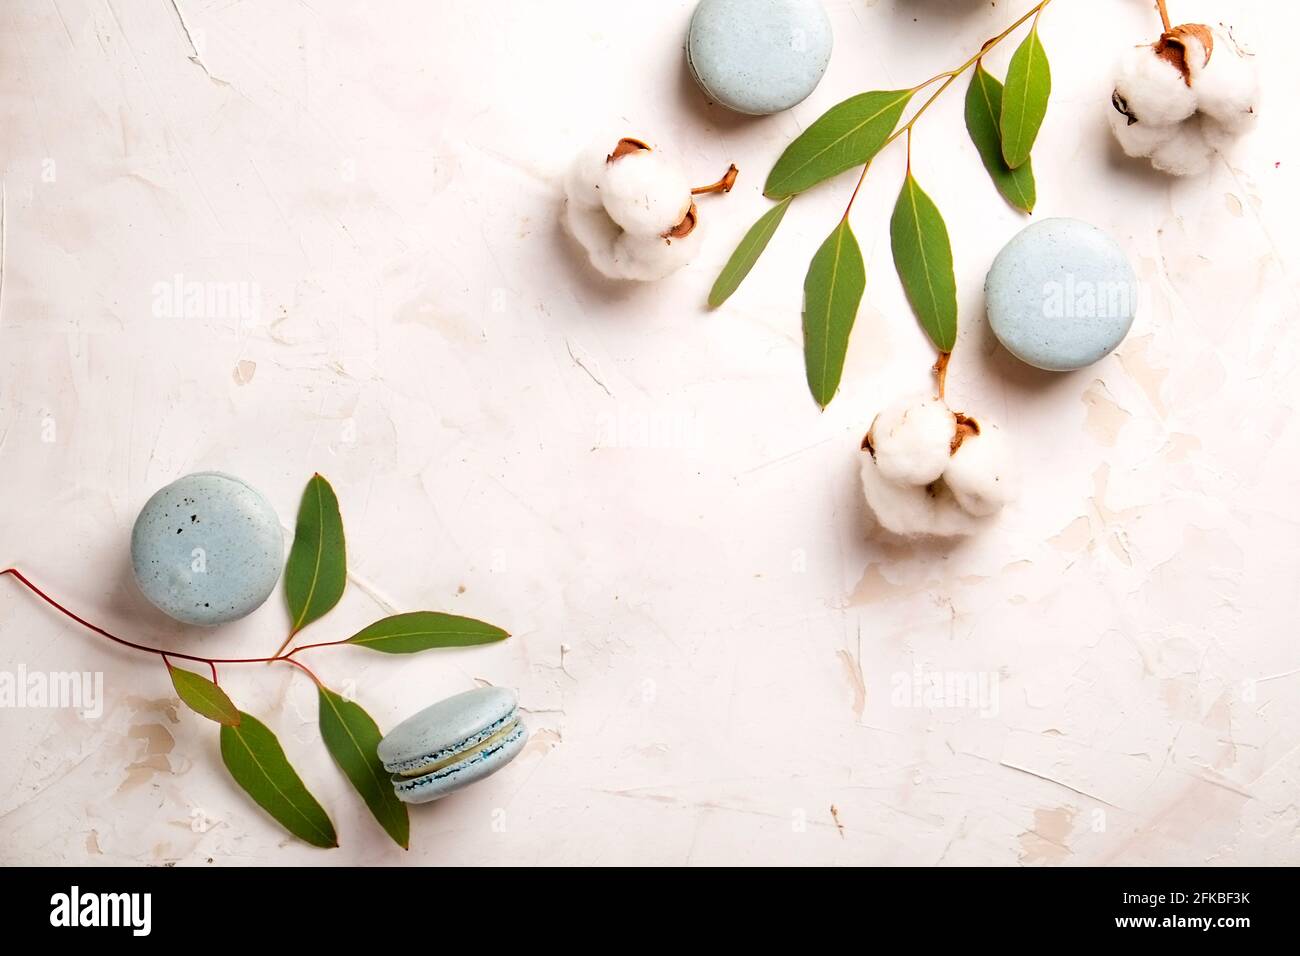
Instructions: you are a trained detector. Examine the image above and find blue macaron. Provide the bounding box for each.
[985,218,1139,372]
[130,471,284,626]
[687,0,833,116]
[378,687,528,804]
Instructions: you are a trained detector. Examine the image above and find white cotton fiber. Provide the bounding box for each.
[868,398,957,487]
[942,423,1017,518]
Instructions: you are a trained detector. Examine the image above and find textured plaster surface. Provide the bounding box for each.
[1,0,1297,866]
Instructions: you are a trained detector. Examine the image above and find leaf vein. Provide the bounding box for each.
[230,724,332,844]
[776,92,910,189]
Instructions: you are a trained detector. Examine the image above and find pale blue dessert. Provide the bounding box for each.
[985,218,1139,372]
[378,687,528,804]
[130,472,283,626]
[687,0,833,116]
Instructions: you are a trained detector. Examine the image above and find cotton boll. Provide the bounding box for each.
[612,226,702,281]
[860,448,978,538]
[1107,107,1179,159]
[563,199,623,276]
[1109,22,1263,176]
[1148,115,1215,176]
[943,423,1016,518]
[601,150,693,238]
[564,142,613,210]
[867,398,957,487]
[1113,44,1198,126]
[1191,32,1261,133]
[564,136,727,281]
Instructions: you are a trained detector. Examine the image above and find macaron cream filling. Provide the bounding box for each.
[394,714,522,779]
[383,707,520,777]
[377,687,529,802]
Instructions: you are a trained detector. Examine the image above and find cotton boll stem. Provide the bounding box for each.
[1155,0,1171,32]
[691,164,739,196]
[933,351,952,400]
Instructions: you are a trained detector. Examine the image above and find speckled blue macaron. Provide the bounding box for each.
[985,218,1139,371]
[130,472,284,626]
[687,0,833,116]
[378,687,528,805]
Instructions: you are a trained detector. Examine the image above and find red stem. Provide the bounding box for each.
[284,637,350,657]
[282,657,324,687]
[1,567,327,668]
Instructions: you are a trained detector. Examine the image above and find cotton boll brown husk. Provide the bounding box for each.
[859,447,979,539]
[868,398,957,487]
[943,422,1017,518]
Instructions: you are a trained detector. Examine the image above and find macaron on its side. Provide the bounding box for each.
[378,687,529,805]
[392,719,528,805]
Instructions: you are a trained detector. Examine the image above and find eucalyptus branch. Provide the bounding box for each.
[2,567,316,670]
[713,0,1056,408]
[842,0,1055,223]
[3,472,509,852]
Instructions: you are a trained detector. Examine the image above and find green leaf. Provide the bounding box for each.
[890,173,958,353]
[167,663,240,726]
[802,220,866,409]
[708,197,794,308]
[284,474,346,636]
[318,687,409,850]
[220,712,338,848]
[965,64,1036,213]
[765,90,913,199]
[345,611,510,654]
[1000,22,1051,169]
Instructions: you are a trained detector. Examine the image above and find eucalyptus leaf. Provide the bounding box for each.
[220,712,338,848]
[890,173,958,353]
[345,611,509,654]
[167,663,240,726]
[284,473,346,636]
[965,64,1036,213]
[802,220,866,409]
[708,197,794,308]
[318,687,409,850]
[765,90,913,199]
[999,22,1051,169]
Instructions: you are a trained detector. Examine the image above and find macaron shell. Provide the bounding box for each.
[985,218,1139,372]
[378,686,519,772]
[130,471,284,626]
[393,720,528,804]
[687,0,833,116]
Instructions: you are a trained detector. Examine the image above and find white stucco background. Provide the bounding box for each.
[1,0,1297,866]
